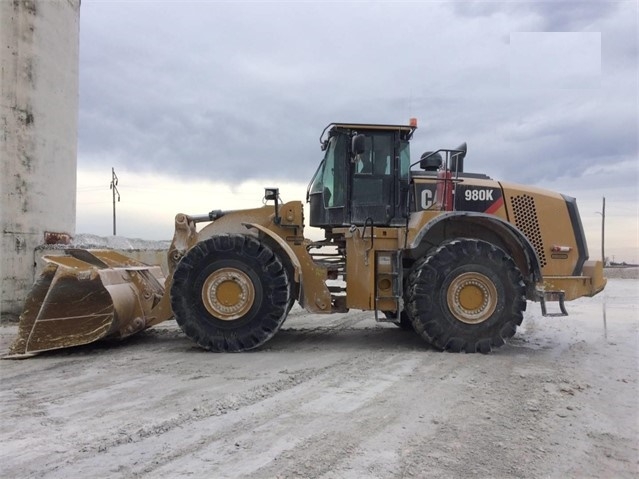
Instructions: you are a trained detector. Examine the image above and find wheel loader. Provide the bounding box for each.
[8,121,606,357]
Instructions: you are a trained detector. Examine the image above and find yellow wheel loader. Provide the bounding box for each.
[8,122,606,357]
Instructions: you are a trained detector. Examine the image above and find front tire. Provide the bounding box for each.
[406,239,526,353]
[170,234,290,352]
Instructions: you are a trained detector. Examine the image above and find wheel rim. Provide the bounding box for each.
[446,272,498,324]
[201,267,255,321]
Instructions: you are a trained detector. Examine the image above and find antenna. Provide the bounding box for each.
[110,167,120,235]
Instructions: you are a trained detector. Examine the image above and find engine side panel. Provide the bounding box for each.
[500,181,587,277]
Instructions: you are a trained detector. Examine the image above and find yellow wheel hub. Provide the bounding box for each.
[447,272,498,324]
[201,267,255,321]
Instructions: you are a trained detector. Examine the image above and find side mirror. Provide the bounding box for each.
[351,134,366,156]
[450,142,467,173]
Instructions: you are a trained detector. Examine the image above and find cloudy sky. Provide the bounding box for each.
[75,0,638,262]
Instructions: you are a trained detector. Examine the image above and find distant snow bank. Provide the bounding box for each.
[39,233,171,251]
[605,267,639,279]
[40,237,639,280]
[34,234,170,275]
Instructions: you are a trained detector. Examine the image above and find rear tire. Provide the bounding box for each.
[170,234,290,352]
[406,239,526,353]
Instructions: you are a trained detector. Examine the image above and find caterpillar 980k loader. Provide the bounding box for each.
[8,121,606,357]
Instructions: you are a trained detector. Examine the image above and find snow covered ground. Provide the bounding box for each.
[1,278,637,478]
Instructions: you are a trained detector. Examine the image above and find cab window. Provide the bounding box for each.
[310,135,347,207]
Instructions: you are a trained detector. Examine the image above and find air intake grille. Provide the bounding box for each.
[510,194,547,267]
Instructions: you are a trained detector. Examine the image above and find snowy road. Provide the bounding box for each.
[1,278,637,478]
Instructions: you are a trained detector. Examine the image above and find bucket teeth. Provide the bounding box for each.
[6,250,169,357]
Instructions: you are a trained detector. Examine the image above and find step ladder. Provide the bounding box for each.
[539,290,568,317]
[374,250,403,322]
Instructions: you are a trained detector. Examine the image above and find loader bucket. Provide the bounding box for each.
[7,250,172,358]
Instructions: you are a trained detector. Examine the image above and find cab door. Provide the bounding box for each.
[350,132,396,225]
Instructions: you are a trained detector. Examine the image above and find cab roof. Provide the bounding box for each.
[320,122,417,146]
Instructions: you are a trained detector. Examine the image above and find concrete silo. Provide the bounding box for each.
[0,0,81,316]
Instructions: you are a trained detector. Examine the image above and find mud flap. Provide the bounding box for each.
[6,250,170,358]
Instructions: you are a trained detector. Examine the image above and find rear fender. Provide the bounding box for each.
[408,211,542,289]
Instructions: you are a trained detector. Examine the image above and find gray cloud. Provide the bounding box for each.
[451,1,617,31]
[526,1,619,32]
[78,0,637,193]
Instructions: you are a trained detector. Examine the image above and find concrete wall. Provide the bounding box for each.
[0,0,81,315]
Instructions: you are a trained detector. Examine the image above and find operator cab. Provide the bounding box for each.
[307,123,416,228]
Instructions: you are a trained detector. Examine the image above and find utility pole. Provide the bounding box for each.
[110,167,120,235]
[596,196,605,265]
[601,196,605,265]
